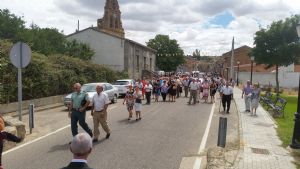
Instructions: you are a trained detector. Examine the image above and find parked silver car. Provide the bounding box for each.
[64,83,118,108]
[113,79,135,97]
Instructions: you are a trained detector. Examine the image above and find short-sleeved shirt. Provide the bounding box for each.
[244,85,253,96]
[221,86,233,95]
[189,82,199,90]
[71,91,89,109]
[92,92,110,111]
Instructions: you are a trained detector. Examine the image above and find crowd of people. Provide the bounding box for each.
[61,73,261,169]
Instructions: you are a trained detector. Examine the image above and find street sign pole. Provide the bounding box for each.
[18,42,23,121]
[9,42,31,121]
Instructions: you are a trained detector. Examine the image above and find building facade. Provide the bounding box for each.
[66,0,156,79]
[67,28,125,71]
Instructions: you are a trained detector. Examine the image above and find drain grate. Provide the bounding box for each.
[254,122,273,127]
[251,148,270,155]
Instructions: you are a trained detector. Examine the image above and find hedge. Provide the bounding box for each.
[0,40,128,104]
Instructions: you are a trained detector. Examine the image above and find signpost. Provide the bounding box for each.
[9,42,31,121]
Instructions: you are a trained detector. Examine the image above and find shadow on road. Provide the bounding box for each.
[48,143,69,153]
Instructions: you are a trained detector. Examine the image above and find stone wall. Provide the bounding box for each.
[0,95,65,114]
[238,71,300,88]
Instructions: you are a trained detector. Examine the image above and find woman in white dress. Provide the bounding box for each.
[134,86,143,121]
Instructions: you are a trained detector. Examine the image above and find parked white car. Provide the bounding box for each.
[113,79,135,97]
[64,83,118,108]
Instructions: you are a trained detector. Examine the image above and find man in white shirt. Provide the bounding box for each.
[188,79,199,105]
[182,77,190,97]
[144,81,153,105]
[91,85,111,142]
[220,82,233,113]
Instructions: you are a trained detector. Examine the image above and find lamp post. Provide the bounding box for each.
[237,61,240,86]
[290,21,300,149]
[250,56,254,84]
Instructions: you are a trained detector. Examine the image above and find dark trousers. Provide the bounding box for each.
[0,132,21,165]
[145,92,151,104]
[71,110,92,137]
[176,86,180,98]
[222,95,232,112]
[161,93,167,102]
[184,86,189,97]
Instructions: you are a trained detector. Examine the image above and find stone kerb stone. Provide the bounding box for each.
[3,116,26,139]
[3,126,17,151]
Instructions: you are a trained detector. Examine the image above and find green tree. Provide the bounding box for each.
[192,49,201,60]
[0,9,95,60]
[0,9,25,40]
[64,40,95,60]
[147,35,185,72]
[251,15,300,93]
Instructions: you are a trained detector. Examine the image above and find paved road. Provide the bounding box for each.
[3,96,216,169]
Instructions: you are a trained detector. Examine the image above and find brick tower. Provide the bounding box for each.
[97,0,125,38]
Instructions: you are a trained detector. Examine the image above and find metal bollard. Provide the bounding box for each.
[217,117,227,148]
[29,104,34,134]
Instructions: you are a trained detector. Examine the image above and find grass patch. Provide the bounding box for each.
[262,93,297,147]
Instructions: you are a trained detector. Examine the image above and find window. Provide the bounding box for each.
[106,84,113,90]
[150,58,152,70]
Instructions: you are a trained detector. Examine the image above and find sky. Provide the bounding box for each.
[1,0,300,56]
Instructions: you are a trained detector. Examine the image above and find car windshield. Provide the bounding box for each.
[114,81,129,85]
[81,84,97,92]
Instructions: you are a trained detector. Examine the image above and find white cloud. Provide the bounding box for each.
[1,0,300,55]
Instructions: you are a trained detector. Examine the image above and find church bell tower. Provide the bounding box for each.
[97,0,125,38]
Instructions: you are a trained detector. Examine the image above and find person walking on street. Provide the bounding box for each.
[188,79,199,105]
[202,79,210,103]
[123,85,135,120]
[183,77,189,97]
[242,80,253,112]
[144,81,153,105]
[161,81,169,102]
[134,86,143,121]
[61,133,94,169]
[220,81,233,113]
[153,80,161,102]
[251,83,261,116]
[69,83,93,138]
[210,80,217,103]
[91,85,111,142]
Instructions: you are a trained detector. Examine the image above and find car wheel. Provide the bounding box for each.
[112,94,118,104]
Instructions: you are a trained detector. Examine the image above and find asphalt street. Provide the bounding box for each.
[3,96,216,169]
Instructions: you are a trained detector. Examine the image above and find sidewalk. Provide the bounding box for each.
[232,88,296,169]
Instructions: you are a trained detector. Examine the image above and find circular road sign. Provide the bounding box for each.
[9,42,31,68]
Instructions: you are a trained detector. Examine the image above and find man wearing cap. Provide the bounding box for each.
[61,133,94,169]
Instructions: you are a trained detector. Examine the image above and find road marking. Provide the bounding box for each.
[3,125,71,155]
[193,103,215,169]
[4,105,118,155]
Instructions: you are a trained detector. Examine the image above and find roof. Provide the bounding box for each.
[66,27,125,40]
[125,38,157,53]
[222,45,252,57]
[66,27,156,53]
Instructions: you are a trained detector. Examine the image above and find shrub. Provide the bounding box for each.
[0,40,128,104]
